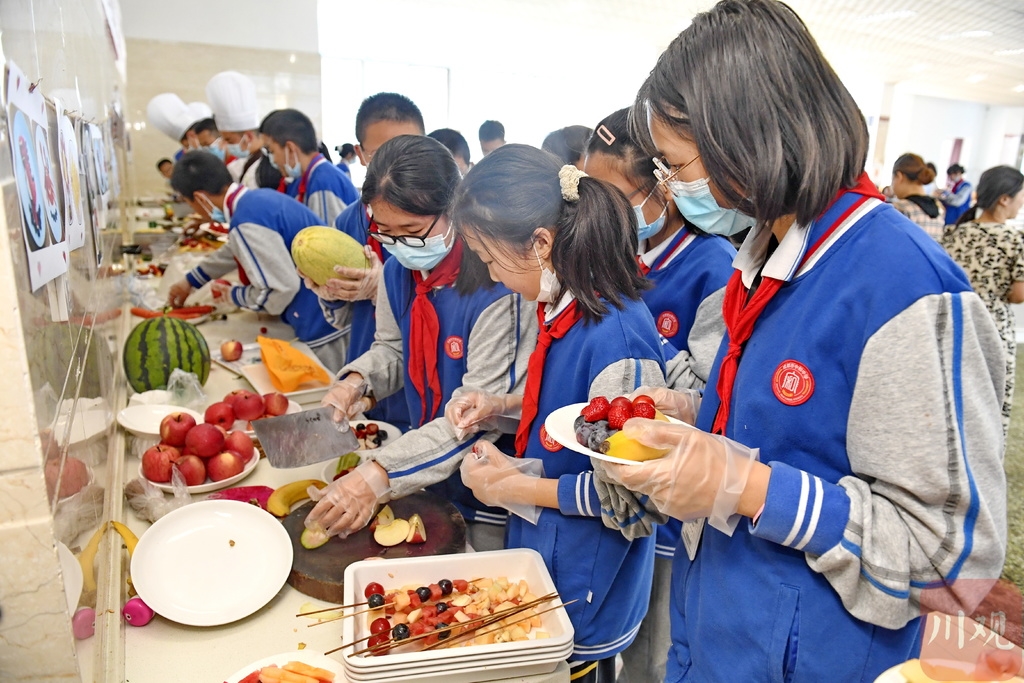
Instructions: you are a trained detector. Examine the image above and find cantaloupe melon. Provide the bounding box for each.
[291,226,369,286]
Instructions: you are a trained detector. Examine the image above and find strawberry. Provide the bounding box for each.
[632,395,656,408]
[632,402,657,420]
[610,396,633,411]
[581,396,611,422]
[607,405,633,430]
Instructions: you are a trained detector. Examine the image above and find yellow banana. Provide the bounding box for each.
[268,479,327,517]
[110,521,139,557]
[77,521,108,607]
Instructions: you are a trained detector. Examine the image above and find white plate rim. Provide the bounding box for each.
[138,446,260,494]
[117,404,204,438]
[224,650,344,683]
[131,499,292,626]
[543,402,690,466]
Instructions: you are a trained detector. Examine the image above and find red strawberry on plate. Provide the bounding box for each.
[607,404,633,430]
[580,396,611,423]
[632,402,657,420]
[632,395,656,408]
[610,396,633,411]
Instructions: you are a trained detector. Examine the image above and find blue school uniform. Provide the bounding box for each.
[284,154,360,226]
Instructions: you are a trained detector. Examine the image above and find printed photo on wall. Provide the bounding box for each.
[6,61,69,291]
[80,120,107,265]
[54,99,86,251]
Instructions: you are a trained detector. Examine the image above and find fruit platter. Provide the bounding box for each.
[224,652,342,683]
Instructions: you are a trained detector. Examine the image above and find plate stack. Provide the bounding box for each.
[342,549,575,683]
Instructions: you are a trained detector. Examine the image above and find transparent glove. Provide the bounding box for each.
[301,246,382,302]
[210,278,233,302]
[627,386,701,425]
[601,418,759,535]
[445,391,522,440]
[304,461,391,539]
[167,279,194,308]
[321,374,373,425]
[459,441,545,524]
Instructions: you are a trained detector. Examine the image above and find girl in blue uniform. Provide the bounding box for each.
[305,135,535,553]
[602,2,1008,681]
[583,109,734,683]
[448,144,668,683]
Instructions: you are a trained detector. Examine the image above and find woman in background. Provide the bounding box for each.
[890,152,944,241]
[542,125,592,169]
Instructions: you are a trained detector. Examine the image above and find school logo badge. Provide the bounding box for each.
[444,335,464,360]
[772,360,814,406]
[539,424,562,452]
[657,311,679,337]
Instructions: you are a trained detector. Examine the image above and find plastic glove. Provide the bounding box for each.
[627,386,701,425]
[304,461,391,539]
[460,441,545,524]
[302,246,383,302]
[321,374,373,425]
[167,279,194,308]
[445,392,522,440]
[600,418,760,535]
[210,279,233,302]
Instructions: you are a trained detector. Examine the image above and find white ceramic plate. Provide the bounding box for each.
[53,398,112,446]
[130,500,292,626]
[318,420,400,482]
[138,447,260,494]
[117,404,204,438]
[241,399,303,437]
[56,542,82,614]
[543,402,690,466]
[224,650,343,683]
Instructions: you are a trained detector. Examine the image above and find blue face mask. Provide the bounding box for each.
[666,177,755,236]
[205,144,226,162]
[197,194,225,223]
[226,143,249,159]
[210,207,226,223]
[383,223,453,271]
[633,189,667,242]
[283,147,302,179]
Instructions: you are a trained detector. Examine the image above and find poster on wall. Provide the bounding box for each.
[6,61,69,291]
[54,98,86,251]
[79,120,106,266]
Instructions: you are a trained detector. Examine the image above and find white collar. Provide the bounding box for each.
[639,226,690,268]
[223,183,246,222]
[543,289,576,324]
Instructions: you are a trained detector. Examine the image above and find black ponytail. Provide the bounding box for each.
[955,165,1024,227]
[453,144,648,324]
[954,204,979,227]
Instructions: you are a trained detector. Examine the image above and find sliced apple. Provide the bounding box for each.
[374,504,395,530]
[405,513,426,544]
[373,518,410,547]
[301,527,330,550]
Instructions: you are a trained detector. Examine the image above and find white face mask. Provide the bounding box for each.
[534,244,559,303]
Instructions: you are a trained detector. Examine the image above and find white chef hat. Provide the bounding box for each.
[205,71,259,133]
[187,101,213,127]
[147,93,193,141]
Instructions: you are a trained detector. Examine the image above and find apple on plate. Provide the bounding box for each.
[173,455,206,486]
[159,412,197,447]
[204,401,236,429]
[263,392,289,417]
[224,430,255,464]
[220,340,243,362]
[233,392,265,421]
[207,451,245,482]
[224,389,250,409]
[406,513,427,544]
[185,423,225,458]
[142,444,181,483]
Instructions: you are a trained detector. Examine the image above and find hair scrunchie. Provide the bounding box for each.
[558,165,587,202]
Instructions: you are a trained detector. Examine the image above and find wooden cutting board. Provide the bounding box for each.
[281,492,467,603]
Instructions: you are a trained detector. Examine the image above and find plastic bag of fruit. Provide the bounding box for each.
[123,469,192,523]
[165,368,207,412]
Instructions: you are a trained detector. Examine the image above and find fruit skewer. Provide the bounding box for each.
[422,599,576,652]
[306,602,395,627]
[299,576,484,619]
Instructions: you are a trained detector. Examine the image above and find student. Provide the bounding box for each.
[939,163,973,225]
[156,158,173,179]
[605,2,1007,681]
[478,120,505,156]
[305,135,535,551]
[259,108,359,225]
[542,125,591,170]
[206,70,263,189]
[166,151,347,371]
[890,152,945,240]
[307,92,426,434]
[335,143,356,176]
[448,144,667,683]
[428,128,472,175]
[582,108,734,683]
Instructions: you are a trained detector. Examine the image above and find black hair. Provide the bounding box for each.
[541,126,592,166]
[361,135,490,295]
[190,118,219,136]
[586,109,659,197]
[259,109,319,154]
[479,120,505,143]
[170,151,233,199]
[892,153,936,185]
[255,153,283,189]
[156,158,173,169]
[926,162,937,175]
[453,144,648,324]
[634,0,869,228]
[955,165,1024,226]
[340,143,356,158]
[948,164,966,175]
[318,142,333,163]
[428,128,471,166]
[354,93,425,144]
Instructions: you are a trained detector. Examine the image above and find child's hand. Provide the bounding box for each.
[460,442,543,523]
[445,392,521,439]
[167,279,193,308]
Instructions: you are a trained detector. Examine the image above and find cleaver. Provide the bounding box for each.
[251,406,360,468]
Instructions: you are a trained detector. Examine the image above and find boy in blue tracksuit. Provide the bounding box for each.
[166,151,347,371]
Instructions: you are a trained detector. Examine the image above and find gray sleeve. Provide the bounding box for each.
[227,222,301,315]
[338,273,404,397]
[750,292,1007,629]
[318,298,353,334]
[666,286,726,390]
[308,189,346,227]
[368,295,538,498]
[187,245,238,286]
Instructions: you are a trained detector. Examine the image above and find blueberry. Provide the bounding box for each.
[416,586,432,602]
[372,435,382,446]
[392,622,410,640]
[436,601,448,613]
[367,593,385,609]
[378,430,389,441]
[587,431,605,452]
[356,423,366,431]
[438,579,453,595]
[573,415,585,431]
[435,623,451,639]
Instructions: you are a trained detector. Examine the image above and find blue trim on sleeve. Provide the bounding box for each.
[508,295,521,391]
[557,473,589,517]
[840,538,862,558]
[946,293,979,582]
[388,433,484,479]
[186,268,209,289]
[230,286,246,309]
[749,461,849,556]
[860,569,911,599]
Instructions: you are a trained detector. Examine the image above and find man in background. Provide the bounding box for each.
[429,128,472,175]
[478,119,505,156]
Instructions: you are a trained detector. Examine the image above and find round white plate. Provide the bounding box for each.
[241,400,303,437]
[543,402,690,466]
[56,541,82,614]
[131,500,292,626]
[54,399,112,446]
[117,404,204,438]
[224,650,343,683]
[139,448,260,495]
[318,420,399,482]
[873,663,905,682]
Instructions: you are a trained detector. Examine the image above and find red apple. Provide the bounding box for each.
[233,393,265,421]
[44,457,91,499]
[184,423,225,458]
[159,412,197,447]
[142,444,180,483]
[224,389,252,409]
[220,340,243,362]
[173,455,206,486]
[207,451,244,482]
[204,401,236,429]
[224,430,255,464]
[262,392,289,417]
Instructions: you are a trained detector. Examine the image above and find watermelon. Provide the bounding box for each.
[123,316,210,393]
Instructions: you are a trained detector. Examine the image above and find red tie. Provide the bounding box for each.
[408,239,464,426]
[711,173,883,435]
[366,215,385,262]
[515,300,583,456]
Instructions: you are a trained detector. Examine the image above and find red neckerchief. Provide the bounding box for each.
[711,172,883,435]
[638,227,691,276]
[515,300,583,456]
[224,185,251,286]
[408,239,464,426]
[365,209,384,262]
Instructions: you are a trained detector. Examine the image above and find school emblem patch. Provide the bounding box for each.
[539,424,562,452]
[444,335,464,360]
[772,360,814,406]
[657,311,679,337]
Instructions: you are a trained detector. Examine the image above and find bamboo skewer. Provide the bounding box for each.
[423,599,577,652]
[297,578,486,618]
[307,603,394,627]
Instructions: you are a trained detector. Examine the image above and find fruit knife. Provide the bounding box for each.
[252,406,360,468]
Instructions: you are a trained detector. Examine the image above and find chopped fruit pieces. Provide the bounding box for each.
[580,396,610,423]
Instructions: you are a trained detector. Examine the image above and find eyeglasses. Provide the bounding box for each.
[653,154,701,185]
[369,215,441,247]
